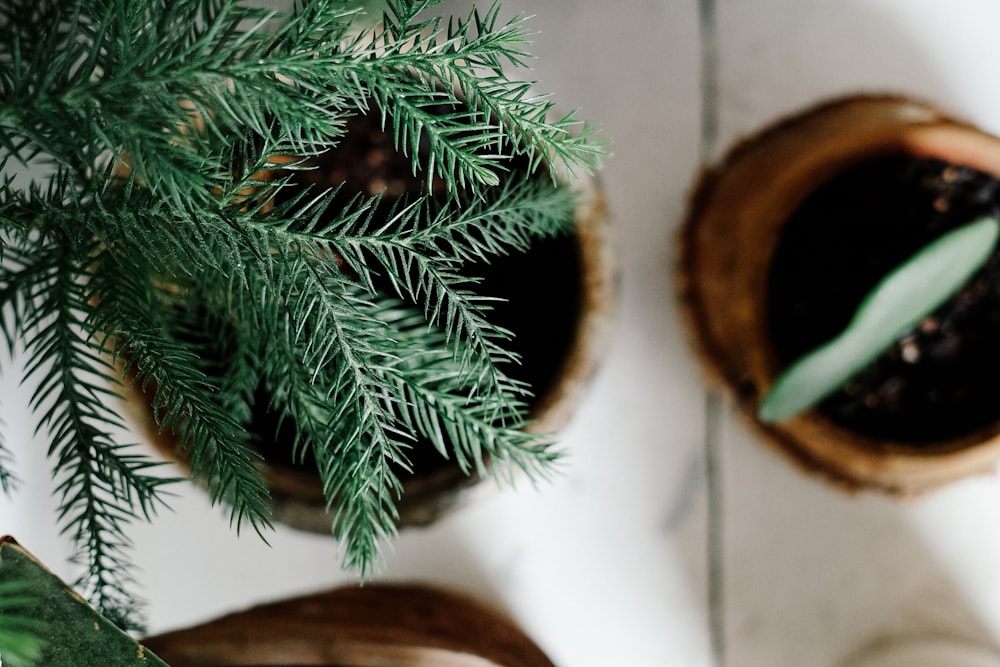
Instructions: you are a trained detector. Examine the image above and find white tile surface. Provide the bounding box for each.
[9,2,1000,667]
[713,2,1000,667]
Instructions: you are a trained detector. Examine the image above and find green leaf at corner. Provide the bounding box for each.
[0,537,169,667]
[0,579,44,667]
[759,215,1000,424]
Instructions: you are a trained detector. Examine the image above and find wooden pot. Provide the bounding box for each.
[141,583,557,667]
[679,94,1000,495]
[124,172,614,531]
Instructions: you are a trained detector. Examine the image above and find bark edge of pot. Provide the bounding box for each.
[678,93,1000,496]
[121,172,615,531]
[141,582,558,667]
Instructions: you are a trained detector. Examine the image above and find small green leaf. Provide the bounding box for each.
[759,215,1000,424]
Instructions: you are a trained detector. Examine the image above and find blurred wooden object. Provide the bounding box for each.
[142,583,557,667]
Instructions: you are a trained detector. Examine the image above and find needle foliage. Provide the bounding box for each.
[0,0,603,629]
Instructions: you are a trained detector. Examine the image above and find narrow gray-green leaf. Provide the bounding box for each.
[759,215,1000,424]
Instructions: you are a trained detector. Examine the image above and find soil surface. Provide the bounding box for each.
[767,154,1000,444]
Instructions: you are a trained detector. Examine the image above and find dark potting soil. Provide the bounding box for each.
[767,154,1000,444]
[249,105,582,476]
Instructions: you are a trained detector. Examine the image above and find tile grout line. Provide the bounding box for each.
[698,0,726,665]
[699,0,719,163]
[705,391,726,667]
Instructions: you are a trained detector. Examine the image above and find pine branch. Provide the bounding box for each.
[207,242,544,573]
[224,254,558,573]
[365,0,605,183]
[0,427,18,496]
[1,0,602,206]
[4,227,171,630]
[234,261,411,575]
[0,0,351,202]
[131,148,578,574]
[384,310,559,481]
[287,271,412,538]
[242,176,576,403]
[87,238,273,540]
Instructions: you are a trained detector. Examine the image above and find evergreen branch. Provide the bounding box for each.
[221,263,403,576]
[207,252,412,574]
[0,427,18,496]
[276,269,411,575]
[283,355,402,578]
[0,0,351,201]
[255,192,520,380]
[450,72,607,179]
[248,176,575,416]
[376,77,507,191]
[1,0,600,201]
[365,0,605,182]
[239,252,552,572]
[385,313,559,480]
[87,244,273,540]
[7,231,171,630]
[219,244,541,574]
[177,242,401,574]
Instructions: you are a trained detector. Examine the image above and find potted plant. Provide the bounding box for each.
[0,0,606,629]
[680,94,1000,496]
[123,101,614,535]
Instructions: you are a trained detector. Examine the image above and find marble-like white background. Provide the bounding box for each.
[7,2,1000,666]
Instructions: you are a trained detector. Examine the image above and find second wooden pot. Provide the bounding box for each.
[680,94,1000,495]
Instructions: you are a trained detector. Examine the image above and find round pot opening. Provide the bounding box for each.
[680,95,1000,494]
[768,152,1000,448]
[127,101,614,529]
